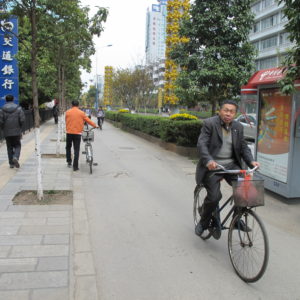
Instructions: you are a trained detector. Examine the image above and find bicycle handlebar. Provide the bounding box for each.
[83,127,96,133]
[215,164,258,175]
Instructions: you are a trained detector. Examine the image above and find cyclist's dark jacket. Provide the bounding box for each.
[196,115,254,185]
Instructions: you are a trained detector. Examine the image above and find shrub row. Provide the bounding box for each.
[106,111,203,147]
[180,109,212,119]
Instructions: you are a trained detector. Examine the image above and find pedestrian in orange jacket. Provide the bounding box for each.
[65,100,97,171]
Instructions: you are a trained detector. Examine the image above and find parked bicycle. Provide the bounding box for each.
[193,165,269,283]
[82,127,96,174]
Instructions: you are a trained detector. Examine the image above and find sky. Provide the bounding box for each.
[80,0,157,88]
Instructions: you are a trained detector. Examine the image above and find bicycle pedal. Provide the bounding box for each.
[82,151,86,154]
[93,162,98,166]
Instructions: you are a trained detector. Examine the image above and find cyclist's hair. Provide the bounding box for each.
[5,94,14,102]
[71,100,79,107]
[220,99,238,110]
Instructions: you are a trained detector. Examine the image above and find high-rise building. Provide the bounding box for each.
[145,0,168,65]
[249,0,295,70]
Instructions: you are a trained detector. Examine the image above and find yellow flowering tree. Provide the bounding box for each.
[164,0,190,105]
[103,66,113,106]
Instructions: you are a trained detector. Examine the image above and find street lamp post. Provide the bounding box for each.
[95,44,112,111]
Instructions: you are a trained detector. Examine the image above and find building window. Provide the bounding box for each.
[280,11,288,23]
[253,21,260,33]
[261,35,277,49]
[252,41,260,51]
[261,14,277,30]
[251,2,261,13]
[279,32,291,45]
[261,0,274,9]
[259,56,277,69]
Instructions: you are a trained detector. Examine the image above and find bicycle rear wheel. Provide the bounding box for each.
[193,185,212,240]
[228,209,269,282]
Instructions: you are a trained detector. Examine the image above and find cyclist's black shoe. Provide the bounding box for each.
[195,222,204,236]
[209,217,221,240]
[234,219,252,232]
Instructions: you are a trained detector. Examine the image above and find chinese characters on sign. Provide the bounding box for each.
[0,17,18,107]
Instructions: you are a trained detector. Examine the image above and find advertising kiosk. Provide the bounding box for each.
[241,67,300,199]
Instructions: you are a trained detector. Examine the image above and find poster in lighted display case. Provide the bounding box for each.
[257,88,292,183]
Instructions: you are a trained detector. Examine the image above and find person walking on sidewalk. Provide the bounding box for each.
[65,100,98,171]
[97,106,105,129]
[52,100,59,124]
[0,94,25,168]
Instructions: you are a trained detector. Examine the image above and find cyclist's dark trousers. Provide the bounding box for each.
[97,117,104,127]
[66,134,81,169]
[5,136,21,166]
[200,162,239,228]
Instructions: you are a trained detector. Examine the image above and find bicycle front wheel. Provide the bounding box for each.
[228,209,269,282]
[193,185,212,240]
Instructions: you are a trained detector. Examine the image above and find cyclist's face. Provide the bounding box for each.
[219,104,237,125]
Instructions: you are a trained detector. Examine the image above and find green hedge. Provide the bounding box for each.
[106,111,202,147]
[180,109,212,119]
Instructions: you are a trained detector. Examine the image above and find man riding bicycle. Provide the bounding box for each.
[195,100,260,237]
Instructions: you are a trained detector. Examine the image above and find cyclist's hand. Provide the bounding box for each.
[207,160,218,170]
[251,161,260,168]
[95,126,99,128]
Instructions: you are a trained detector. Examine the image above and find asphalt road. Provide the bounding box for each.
[77,121,300,300]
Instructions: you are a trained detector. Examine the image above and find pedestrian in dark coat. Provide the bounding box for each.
[0,95,25,168]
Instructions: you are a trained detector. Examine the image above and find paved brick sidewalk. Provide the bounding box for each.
[0,121,97,300]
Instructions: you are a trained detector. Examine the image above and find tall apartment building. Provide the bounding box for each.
[250,0,294,70]
[145,0,167,65]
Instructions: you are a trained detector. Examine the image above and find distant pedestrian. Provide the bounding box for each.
[97,106,105,130]
[65,100,98,171]
[52,100,59,124]
[0,95,25,168]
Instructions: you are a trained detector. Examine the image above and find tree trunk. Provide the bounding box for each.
[30,0,43,201]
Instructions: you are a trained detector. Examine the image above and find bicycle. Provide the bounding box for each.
[193,165,269,283]
[82,127,96,174]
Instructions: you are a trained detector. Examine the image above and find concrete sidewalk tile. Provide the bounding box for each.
[73,199,85,209]
[0,235,42,246]
[0,218,46,226]
[10,244,69,258]
[0,257,37,272]
[0,212,25,218]
[74,234,91,253]
[31,287,69,300]
[37,256,68,271]
[0,271,68,290]
[0,226,19,235]
[0,246,11,258]
[75,276,98,300]
[0,290,30,300]
[73,209,88,222]
[47,217,70,226]
[43,234,69,245]
[27,211,70,218]
[73,192,84,201]
[19,224,70,235]
[74,220,89,235]
[74,252,95,276]
[6,205,72,212]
